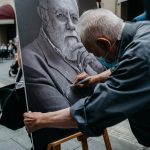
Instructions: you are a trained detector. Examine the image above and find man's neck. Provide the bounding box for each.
[117,23,125,41]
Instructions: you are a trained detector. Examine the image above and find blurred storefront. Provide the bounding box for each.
[0,0,16,45]
[102,0,144,21]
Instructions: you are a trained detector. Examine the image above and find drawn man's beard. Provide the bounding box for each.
[62,37,78,58]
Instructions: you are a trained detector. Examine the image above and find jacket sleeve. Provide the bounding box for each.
[70,53,150,136]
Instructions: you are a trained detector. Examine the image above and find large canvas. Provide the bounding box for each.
[15,0,104,149]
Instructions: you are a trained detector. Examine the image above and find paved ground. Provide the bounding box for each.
[0,59,146,150]
[0,121,145,150]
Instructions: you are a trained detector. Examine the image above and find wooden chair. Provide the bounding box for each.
[47,129,112,150]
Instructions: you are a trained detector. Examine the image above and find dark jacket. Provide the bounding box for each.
[71,22,150,146]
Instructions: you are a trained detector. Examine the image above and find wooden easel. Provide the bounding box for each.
[47,129,112,150]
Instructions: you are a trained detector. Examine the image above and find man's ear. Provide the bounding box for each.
[96,37,111,51]
[37,7,48,25]
[37,6,42,19]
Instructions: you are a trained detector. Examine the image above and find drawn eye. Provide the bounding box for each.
[71,16,78,23]
[57,14,63,18]
[56,13,66,22]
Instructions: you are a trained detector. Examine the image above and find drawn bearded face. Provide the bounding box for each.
[39,0,79,55]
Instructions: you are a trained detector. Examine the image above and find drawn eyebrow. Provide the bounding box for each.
[70,13,78,17]
[55,8,67,15]
[70,11,79,17]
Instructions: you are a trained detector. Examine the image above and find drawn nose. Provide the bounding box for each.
[66,17,75,31]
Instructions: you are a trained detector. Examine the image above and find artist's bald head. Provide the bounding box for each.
[38,0,79,54]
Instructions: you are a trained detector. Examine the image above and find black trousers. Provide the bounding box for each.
[129,108,150,147]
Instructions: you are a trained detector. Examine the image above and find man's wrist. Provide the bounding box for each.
[38,108,77,129]
[38,113,50,129]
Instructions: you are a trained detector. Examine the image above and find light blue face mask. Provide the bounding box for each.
[96,37,118,69]
[97,57,116,69]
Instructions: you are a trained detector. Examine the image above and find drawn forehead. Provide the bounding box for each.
[48,0,78,13]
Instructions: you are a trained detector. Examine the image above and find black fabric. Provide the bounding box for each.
[0,70,26,130]
[129,107,150,147]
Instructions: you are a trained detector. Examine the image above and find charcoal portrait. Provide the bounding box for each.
[15,0,104,149]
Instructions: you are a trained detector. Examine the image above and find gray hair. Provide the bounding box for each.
[78,8,123,50]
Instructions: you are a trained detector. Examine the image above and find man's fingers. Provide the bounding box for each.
[25,124,38,133]
[23,112,43,133]
[74,72,89,84]
[24,119,33,124]
[24,112,32,117]
[24,122,36,133]
[23,112,35,119]
[76,84,85,88]
[24,117,34,121]
[74,77,83,84]
[74,76,89,84]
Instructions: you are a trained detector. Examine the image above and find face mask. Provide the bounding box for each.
[97,57,116,69]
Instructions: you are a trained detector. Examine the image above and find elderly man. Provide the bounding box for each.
[24,8,150,147]
[21,0,104,149]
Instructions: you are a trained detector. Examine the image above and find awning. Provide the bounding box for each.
[0,5,15,19]
[117,0,128,4]
[0,19,14,24]
[0,5,15,24]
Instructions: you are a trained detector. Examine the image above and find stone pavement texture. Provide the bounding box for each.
[0,121,145,150]
[0,59,146,150]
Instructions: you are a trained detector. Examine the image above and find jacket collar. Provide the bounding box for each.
[117,22,139,61]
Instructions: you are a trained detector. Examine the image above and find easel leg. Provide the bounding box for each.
[103,129,112,150]
[77,134,88,150]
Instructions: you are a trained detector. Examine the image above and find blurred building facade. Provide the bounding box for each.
[0,0,16,45]
[102,0,144,21]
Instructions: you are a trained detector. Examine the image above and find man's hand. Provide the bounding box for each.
[74,72,98,88]
[74,72,90,87]
[74,70,111,88]
[24,112,44,133]
[23,108,77,133]
[74,72,89,84]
